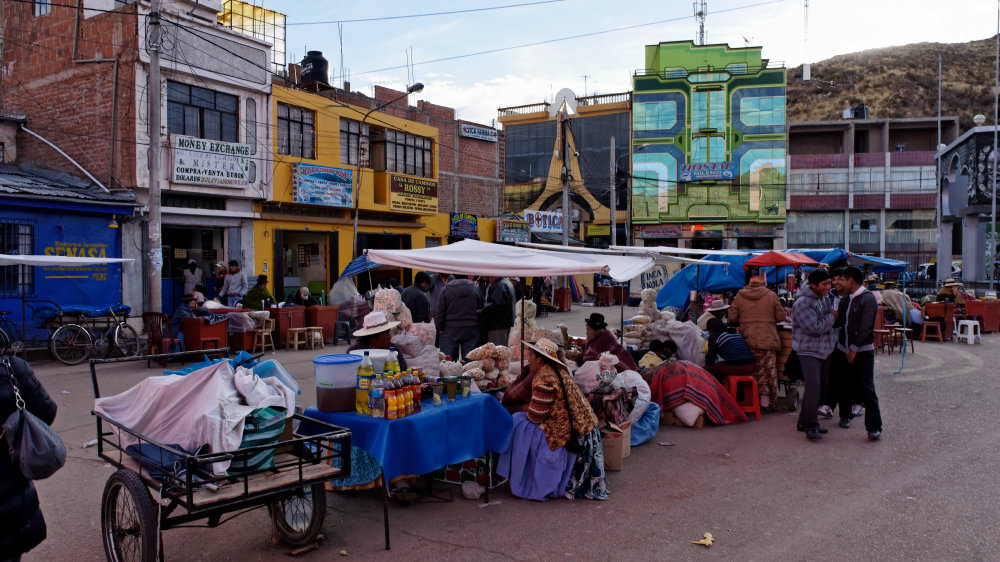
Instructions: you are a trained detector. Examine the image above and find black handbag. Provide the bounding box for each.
[2,357,66,480]
[552,367,586,455]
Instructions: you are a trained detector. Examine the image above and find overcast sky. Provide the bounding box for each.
[267,0,999,125]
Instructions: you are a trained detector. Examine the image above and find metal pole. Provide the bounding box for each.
[992,1,999,290]
[147,0,163,313]
[936,53,944,286]
[610,135,616,247]
[561,114,569,247]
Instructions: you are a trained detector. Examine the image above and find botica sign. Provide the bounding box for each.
[171,134,252,188]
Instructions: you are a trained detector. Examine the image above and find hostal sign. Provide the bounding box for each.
[172,134,252,188]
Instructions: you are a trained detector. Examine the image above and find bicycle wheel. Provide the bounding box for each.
[50,324,93,365]
[269,483,326,546]
[113,324,140,357]
[101,469,159,562]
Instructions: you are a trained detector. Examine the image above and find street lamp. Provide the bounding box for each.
[351,82,425,258]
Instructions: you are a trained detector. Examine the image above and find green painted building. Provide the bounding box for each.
[631,41,786,249]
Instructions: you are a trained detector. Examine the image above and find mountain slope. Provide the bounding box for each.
[786,36,998,130]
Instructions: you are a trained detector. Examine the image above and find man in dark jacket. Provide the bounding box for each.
[400,272,432,324]
[0,356,58,559]
[835,267,883,440]
[481,276,515,345]
[435,275,483,360]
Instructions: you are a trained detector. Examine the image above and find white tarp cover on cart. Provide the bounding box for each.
[0,253,133,266]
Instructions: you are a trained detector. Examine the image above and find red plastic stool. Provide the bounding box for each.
[724,375,761,421]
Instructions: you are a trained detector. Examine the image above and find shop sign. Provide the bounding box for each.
[586,224,611,237]
[390,175,438,214]
[682,224,725,238]
[523,210,563,233]
[640,225,683,239]
[450,213,478,238]
[678,162,735,182]
[171,134,252,188]
[497,219,530,243]
[640,264,669,292]
[292,163,354,207]
[459,123,498,143]
[733,225,776,238]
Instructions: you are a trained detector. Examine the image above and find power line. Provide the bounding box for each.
[286,0,565,26]
[351,0,785,77]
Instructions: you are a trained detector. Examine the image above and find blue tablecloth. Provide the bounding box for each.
[301,393,514,482]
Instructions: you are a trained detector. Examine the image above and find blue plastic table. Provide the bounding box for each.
[301,392,513,481]
[301,393,513,550]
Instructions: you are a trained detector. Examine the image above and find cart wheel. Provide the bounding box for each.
[113,324,140,357]
[269,483,326,546]
[50,324,92,365]
[101,469,159,562]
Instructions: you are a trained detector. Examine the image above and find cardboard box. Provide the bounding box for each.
[602,421,632,472]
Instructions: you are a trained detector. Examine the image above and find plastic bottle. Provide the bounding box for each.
[356,351,374,415]
[411,369,423,413]
[369,372,385,418]
[385,347,401,374]
[385,373,398,420]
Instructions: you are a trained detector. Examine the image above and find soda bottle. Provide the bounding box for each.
[385,373,398,420]
[411,370,423,413]
[406,372,416,415]
[356,351,374,415]
[385,347,401,373]
[369,372,385,418]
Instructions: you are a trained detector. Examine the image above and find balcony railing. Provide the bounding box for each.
[576,92,631,106]
[498,103,550,117]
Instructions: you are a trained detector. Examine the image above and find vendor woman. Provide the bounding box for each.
[499,338,608,501]
[348,311,408,371]
[581,313,639,371]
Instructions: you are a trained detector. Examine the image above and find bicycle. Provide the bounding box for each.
[0,310,24,355]
[49,304,139,365]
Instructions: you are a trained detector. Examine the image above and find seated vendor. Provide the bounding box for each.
[348,311,408,371]
[936,279,966,305]
[169,294,212,344]
[703,318,756,381]
[501,364,535,414]
[286,286,320,307]
[498,338,608,501]
[242,275,275,310]
[638,339,677,370]
[581,313,639,371]
[697,299,729,331]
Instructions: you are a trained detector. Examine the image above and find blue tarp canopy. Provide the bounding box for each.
[339,255,382,278]
[656,249,909,309]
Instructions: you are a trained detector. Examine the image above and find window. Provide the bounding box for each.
[167,81,238,142]
[739,96,786,127]
[691,135,725,163]
[0,222,34,297]
[633,101,677,131]
[340,119,370,167]
[384,130,433,178]
[33,0,51,16]
[692,90,725,130]
[276,102,314,159]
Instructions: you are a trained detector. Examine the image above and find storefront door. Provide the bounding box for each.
[273,230,338,304]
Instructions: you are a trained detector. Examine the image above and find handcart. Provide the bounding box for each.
[89,349,352,562]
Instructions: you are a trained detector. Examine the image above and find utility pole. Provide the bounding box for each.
[147,0,163,312]
[609,135,616,247]
[992,1,999,289]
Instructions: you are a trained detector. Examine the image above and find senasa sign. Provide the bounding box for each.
[679,162,735,182]
[523,210,563,233]
[459,123,498,142]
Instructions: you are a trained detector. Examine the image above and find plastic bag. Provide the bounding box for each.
[328,277,361,307]
[612,369,651,424]
[406,345,441,378]
[390,331,425,358]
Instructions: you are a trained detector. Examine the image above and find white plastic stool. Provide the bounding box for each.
[955,320,981,344]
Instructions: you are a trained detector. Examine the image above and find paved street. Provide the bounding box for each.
[22,304,1000,561]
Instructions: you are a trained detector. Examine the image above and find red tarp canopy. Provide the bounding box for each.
[744,251,817,269]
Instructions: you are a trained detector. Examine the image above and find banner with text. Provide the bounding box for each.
[293,163,354,207]
[390,175,438,214]
[523,210,563,233]
[679,162,734,182]
[497,219,530,243]
[171,134,252,188]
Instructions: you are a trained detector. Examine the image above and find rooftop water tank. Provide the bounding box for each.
[301,51,329,85]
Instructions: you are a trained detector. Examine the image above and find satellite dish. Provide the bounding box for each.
[548,88,578,117]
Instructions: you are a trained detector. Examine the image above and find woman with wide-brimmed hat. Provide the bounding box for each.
[498,338,608,501]
[580,313,638,371]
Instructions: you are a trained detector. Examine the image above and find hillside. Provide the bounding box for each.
[787,36,998,130]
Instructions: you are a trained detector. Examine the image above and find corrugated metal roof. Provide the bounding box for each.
[0,165,136,205]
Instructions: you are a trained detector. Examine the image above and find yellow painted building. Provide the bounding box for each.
[257,85,493,299]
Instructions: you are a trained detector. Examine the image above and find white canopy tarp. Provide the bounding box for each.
[517,242,728,265]
[366,239,654,281]
[0,254,133,266]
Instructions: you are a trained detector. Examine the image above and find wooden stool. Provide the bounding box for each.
[892,327,915,353]
[724,375,761,421]
[286,327,309,350]
[874,329,892,353]
[921,322,944,343]
[252,318,275,354]
[305,326,325,350]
